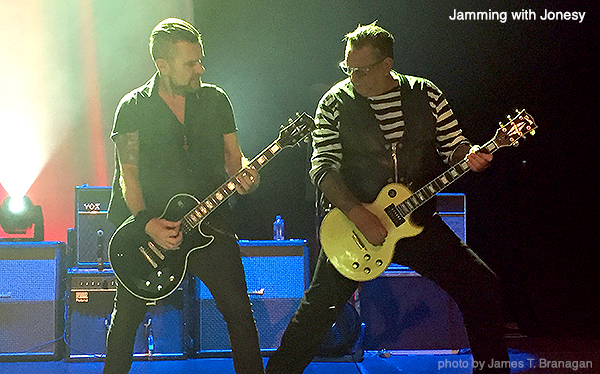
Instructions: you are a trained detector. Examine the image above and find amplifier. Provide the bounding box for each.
[66,268,187,360]
[74,186,116,266]
[436,193,466,242]
[0,241,64,360]
[360,267,469,352]
[194,239,309,356]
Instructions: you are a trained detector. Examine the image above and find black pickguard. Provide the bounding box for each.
[108,194,213,301]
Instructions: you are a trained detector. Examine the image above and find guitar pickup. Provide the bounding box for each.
[352,232,366,250]
[139,246,158,269]
[384,204,405,227]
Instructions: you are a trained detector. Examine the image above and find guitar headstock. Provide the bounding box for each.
[493,109,537,148]
[277,112,315,148]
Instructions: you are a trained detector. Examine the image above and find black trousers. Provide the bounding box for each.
[266,214,509,374]
[103,227,264,374]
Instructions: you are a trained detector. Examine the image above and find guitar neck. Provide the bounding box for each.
[180,139,285,234]
[385,109,536,222]
[396,139,500,218]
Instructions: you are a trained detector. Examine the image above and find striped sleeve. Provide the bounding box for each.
[425,81,470,164]
[309,91,343,186]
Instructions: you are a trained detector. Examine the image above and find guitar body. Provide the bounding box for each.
[108,193,213,301]
[320,183,423,282]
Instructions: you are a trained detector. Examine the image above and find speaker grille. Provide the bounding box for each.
[75,212,116,264]
[436,193,466,242]
[197,255,306,300]
[0,242,62,358]
[361,272,469,351]
[195,239,308,355]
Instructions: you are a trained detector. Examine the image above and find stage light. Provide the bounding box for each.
[8,196,26,214]
[0,195,44,241]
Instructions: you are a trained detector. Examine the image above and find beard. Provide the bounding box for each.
[171,75,202,95]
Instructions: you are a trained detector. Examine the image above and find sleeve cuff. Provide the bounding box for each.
[134,210,153,230]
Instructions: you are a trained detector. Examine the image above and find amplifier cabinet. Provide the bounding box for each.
[194,239,309,356]
[66,268,187,360]
[360,268,469,352]
[74,186,116,266]
[0,241,64,360]
[436,193,466,242]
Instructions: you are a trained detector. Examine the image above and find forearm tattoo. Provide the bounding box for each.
[114,131,140,166]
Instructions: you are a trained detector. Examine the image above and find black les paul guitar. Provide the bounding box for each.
[108,112,314,301]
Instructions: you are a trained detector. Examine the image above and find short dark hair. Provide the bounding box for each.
[149,18,202,61]
[344,21,394,60]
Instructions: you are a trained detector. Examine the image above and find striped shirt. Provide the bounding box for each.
[310,73,469,186]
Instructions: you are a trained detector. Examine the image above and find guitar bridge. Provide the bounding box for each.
[148,242,165,260]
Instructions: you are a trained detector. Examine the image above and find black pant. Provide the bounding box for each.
[266,214,509,374]
[103,228,264,374]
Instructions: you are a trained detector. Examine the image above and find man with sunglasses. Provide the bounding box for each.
[265,22,509,374]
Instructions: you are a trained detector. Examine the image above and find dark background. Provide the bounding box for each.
[191,0,598,339]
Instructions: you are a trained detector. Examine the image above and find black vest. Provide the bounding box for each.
[327,74,445,223]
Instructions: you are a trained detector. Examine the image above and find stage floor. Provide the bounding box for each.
[1,337,598,374]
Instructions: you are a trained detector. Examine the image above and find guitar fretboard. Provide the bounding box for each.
[384,109,535,225]
[389,140,499,222]
[180,141,284,234]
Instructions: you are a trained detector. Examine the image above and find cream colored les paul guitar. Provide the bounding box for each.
[320,109,537,282]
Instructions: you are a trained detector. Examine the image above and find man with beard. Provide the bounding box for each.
[104,18,264,374]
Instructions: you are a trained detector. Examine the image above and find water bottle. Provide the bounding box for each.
[144,317,154,356]
[273,215,285,240]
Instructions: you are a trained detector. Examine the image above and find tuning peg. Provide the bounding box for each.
[530,130,536,136]
[513,141,520,147]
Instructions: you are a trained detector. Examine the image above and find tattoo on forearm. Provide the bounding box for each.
[114,131,140,166]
